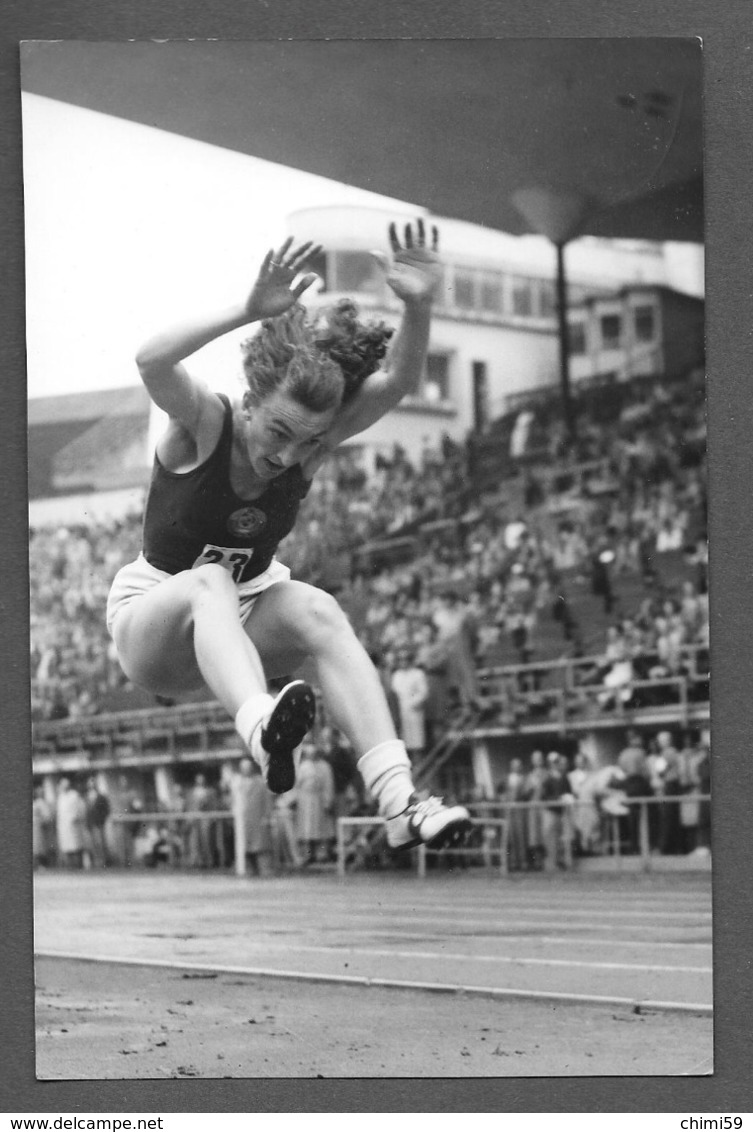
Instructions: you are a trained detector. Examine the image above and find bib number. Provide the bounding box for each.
[192,544,253,583]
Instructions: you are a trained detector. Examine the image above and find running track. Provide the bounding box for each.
[33,869,712,1013]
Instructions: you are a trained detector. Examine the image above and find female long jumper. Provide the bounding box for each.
[107,220,470,851]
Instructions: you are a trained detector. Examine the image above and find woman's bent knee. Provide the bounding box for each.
[293,585,352,644]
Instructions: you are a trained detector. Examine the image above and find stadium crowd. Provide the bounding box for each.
[30,366,708,726]
[30,366,710,870]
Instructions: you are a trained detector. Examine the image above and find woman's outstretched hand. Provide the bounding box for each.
[245,238,323,320]
[372,219,442,305]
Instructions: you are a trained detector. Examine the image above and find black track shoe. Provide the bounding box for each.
[259,680,316,794]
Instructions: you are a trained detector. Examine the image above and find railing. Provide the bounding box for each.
[45,793,709,877]
[468,794,711,874]
[335,816,508,878]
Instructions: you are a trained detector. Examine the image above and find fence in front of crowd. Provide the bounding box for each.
[89,794,709,879]
[334,815,508,878]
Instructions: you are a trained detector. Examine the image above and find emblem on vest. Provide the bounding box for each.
[227,506,268,538]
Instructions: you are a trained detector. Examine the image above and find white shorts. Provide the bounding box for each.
[106,553,291,638]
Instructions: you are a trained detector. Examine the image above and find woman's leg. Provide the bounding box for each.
[112,564,314,789]
[112,563,266,712]
[244,581,471,847]
[243,580,397,752]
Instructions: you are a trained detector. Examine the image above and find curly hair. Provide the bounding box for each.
[241,305,344,413]
[240,299,394,412]
[313,299,394,402]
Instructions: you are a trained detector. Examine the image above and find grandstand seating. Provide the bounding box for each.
[30,363,709,800]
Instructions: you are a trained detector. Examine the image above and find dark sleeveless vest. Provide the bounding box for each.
[142,394,311,583]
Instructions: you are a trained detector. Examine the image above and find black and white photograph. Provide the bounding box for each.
[22,38,711,1082]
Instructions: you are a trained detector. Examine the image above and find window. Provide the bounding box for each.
[479,272,504,314]
[538,280,557,319]
[634,305,656,342]
[568,323,587,356]
[424,354,450,402]
[600,314,622,349]
[453,269,475,309]
[511,277,533,317]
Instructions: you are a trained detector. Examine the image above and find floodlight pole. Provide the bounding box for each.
[555,239,576,445]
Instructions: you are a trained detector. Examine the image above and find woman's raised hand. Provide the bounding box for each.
[245,238,324,320]
[372,219,442,305]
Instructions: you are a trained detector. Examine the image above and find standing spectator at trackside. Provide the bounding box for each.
[677,733,703,854]
[657,731,683,855]
[617,730,651,854]
[522,750,547,871]
[502,757,529,871]
[567,749,599,857]
[112,775,145,867]
[230,757,272,876]
[390,648,430,762]
[296,742,336,865]
[645,735,668,852]
[84,776,111,867]
[270,790,304,872]
[540,752,572,872]
[32,784,54,869]
[320,724,359,859]
[55,778,87,868]
[187,773,218,869]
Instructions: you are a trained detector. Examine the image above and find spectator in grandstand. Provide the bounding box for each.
[503,515,528,552]
[296,741,336,864]
[84,777,112,868]
[590,539,615,615]
[32,784,54,869]
[415,623,451,751]
[390,648,429,761]
[431,590,480,711]
[55,778,87,868]
[230,757,272,876]
[105,221,469,855]
[186,773,218,869]
[596,625,635,711]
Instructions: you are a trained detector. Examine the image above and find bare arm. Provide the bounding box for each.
[135,238,323,433]
[321,220,442,449]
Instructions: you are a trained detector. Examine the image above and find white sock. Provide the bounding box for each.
[235,693,275,766]
[357,740,414,820]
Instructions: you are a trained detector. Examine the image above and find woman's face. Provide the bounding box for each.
[241,388,337,481]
